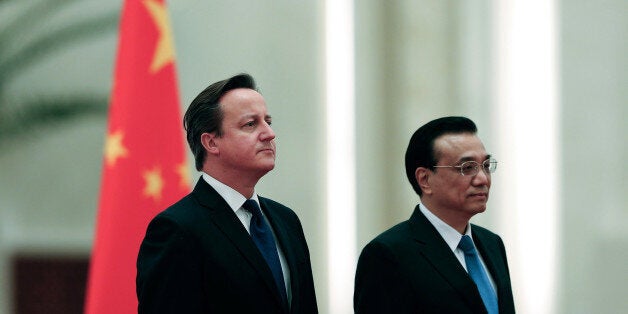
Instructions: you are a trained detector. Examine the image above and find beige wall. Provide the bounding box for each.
[0,0,625,313]
[560,0,628,312]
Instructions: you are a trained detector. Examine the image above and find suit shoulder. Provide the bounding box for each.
[471,223,506,248]
[259,196,298,217]
[471,223,501,239]
[373,220,412,243]
[356,221,415,269]
[259,196,290,209]
[152,193,205,227]
[362,220,413,254]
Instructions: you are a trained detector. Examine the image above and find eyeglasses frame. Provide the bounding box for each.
[432,158,498,176]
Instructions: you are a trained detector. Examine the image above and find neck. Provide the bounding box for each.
[203,168,262,199]
[421,201,471,234]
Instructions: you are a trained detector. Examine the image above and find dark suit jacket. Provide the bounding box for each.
[137,178,318,314]
[354,205,515,314]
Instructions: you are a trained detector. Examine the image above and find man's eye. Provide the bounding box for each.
[462,164,476,172]
[266,120,272,126]
[245,121,255,127]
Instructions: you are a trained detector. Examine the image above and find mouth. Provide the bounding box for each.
[469,192,488,199]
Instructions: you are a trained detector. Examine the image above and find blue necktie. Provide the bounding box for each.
[458,235,498,314]
[243,199,288,306]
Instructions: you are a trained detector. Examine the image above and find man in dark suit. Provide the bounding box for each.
[137,73,318,313]
[354,116,515,314]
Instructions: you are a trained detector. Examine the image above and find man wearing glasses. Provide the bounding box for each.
[354,116,515,314]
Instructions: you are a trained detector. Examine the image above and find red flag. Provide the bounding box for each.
[85,0,189,312]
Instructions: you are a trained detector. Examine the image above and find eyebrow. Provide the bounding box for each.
[240,113,272,121]
[457,154,491,163]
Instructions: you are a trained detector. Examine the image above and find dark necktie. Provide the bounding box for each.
[458,235,499,314]
[243,199,288,306]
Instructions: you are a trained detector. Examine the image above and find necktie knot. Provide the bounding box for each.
[243,199,263,217]
[458,235,477,254]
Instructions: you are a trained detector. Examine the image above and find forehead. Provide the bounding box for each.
[433,133,487,162]
[220,88,267,117]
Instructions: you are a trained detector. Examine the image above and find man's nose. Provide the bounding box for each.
[260,121,275,141]
[472,168,490,185]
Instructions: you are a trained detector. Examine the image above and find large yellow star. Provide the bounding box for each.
[176,162,191,190]
[105,130,128,167]
[143,167,164,201]
[143,0,175,73]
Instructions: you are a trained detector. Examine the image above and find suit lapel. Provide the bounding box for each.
[191,178,287,311]
[408,206,488,313]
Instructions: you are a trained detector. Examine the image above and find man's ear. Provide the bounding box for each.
[201,133,219,155]
[416,167,432,195]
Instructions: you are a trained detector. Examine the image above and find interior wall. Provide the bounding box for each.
[560,0,628,312]
[0,0,626,313]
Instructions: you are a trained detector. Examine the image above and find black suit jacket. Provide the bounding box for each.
[137,178,318,314]
[354,205,515,314]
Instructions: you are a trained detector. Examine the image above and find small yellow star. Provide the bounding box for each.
[143,167,164,201]
[176,162,191,190]
[105,130,128,167]
[143,0,175,73]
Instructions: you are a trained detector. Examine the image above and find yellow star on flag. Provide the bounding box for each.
[105,130,129,167]
[143,0,175,73]
[176,162,191,189]
[142,167,164,201]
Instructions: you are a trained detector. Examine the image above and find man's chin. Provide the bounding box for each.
[259,163,275,172]
[467,203,487,214]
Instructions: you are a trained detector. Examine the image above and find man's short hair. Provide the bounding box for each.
[184,73,258,170]
[404,116,477,196]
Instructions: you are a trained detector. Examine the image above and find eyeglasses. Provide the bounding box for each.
[432,158,498,176]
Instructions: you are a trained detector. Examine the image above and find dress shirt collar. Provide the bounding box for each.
[419,203,473,252]
[201,173,260,214]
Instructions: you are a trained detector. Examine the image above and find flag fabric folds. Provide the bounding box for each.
[85,0,189,312]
